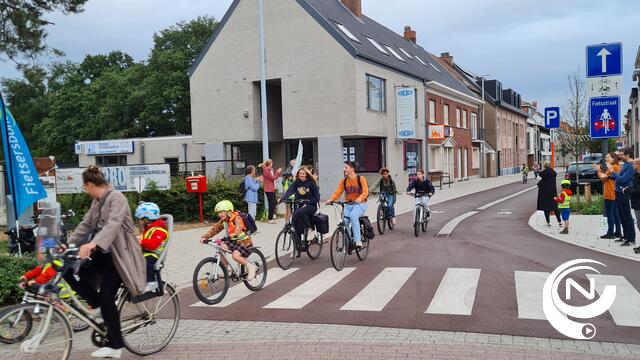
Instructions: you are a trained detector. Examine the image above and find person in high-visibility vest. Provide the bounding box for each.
[20,238,74,299]
[554,180,573,234]
[135,202,169,292]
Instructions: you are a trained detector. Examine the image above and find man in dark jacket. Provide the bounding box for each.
[621,158,640,252]
[537,161,562,226]
[608,147,636,246]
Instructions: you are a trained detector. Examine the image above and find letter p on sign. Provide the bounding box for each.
[545,107,560,129]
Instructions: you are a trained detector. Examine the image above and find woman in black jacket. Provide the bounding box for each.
[279,168,320,244]
[537,161,563,226]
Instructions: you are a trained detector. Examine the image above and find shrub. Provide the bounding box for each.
[571,194,604,215]
[0,255,37,306]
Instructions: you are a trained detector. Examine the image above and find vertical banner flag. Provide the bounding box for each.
[0,93,47,217]
[291,140,303,175]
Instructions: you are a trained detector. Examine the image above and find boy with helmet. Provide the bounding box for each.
[200,200,257,280]
[135,202,169,291]
[554,180,573,234]
[20,238,73,298]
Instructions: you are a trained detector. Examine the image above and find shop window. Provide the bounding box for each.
[472,148,480,169]
[96,155,127,167]
[343,138,385,173]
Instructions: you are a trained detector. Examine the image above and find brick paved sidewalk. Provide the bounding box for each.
[66,320,640,359]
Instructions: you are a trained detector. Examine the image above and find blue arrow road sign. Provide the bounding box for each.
[544,107,560,129]
[589,96,620,139]
[586,43,622,78]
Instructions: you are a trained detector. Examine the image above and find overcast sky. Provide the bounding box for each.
[1,0,638,113]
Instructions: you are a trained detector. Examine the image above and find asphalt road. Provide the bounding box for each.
[179,180,640,344]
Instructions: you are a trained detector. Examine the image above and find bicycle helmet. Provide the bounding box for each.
[214,200,234,213]
[560,179,571,188]
[135,202,161,220]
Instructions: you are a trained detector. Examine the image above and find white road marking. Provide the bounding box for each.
[264,268,355,309]
[587,274,640,327]
[476,186,536,210]
[191,267,299,307]
[340,267,416,311]
[514,271,549,320]
[436,211,478,237]
[426,268,481,315]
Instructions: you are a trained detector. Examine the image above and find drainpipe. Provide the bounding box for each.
[424,79,429,174]
[140,142,145,164]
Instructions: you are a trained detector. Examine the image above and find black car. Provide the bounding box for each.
[564,163,602,194]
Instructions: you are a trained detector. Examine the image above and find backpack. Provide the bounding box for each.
[359,216,376,240]
[343,175,368,199]
[238,179,247,197]
[237,212,258,234]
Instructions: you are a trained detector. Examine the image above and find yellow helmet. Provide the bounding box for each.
[214,200,234,213]
[560,179,571,187]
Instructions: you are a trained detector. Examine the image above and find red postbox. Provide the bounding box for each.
[186,176,207,223]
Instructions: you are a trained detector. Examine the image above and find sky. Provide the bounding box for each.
[1,0,638,114]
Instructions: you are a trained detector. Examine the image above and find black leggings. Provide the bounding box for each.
[544,210,562,224]
[266,192,277,220]
[292,204,318,235]
[64,251,124,349]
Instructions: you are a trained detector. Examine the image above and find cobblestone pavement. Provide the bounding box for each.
[66,320,640,359]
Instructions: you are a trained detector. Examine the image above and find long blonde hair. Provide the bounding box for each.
[296,168,317,185]
[258,159,273,169]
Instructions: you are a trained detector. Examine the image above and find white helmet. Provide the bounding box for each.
[135,202,160,220]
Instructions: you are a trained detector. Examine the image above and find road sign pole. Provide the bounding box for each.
[601,139,608,168]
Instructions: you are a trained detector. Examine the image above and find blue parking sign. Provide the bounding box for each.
[589,96,620,139]
[544,107,560,128]
[586,43,622,78]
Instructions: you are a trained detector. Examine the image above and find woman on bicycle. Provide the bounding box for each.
[279,168,320,247]
[371,167,398,225]
[406,170,435,221]
[64,166,147,359]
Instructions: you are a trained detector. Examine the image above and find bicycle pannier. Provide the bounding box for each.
[312,213,330,234]
[359,216,375,240]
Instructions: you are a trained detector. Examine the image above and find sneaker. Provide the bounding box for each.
[91,347,122,359]
[634,246,640,253]
[615,238,626,243]
[620,241,636,247]
[246,262,257,281]
[558,222,564,227]
[355,241,363,248]
[546,223,551,227]
[268,220,276,224]
[145,281,159,293]
[559,228,569,234]
[392,218,397,225]
[600,234,616,239]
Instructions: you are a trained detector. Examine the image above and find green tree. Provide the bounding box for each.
[0,0,88,69]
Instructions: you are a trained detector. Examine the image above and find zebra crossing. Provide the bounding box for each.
[190,266,640,327]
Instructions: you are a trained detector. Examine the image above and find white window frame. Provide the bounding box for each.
[471,112,478,139]
[335,22,360,43]
[366,74,386,112]
[463,110,468,129]
[365,36,388,55]
[429,100,436,124]
[428,62,441,72]
[472,148,480,169]
[399,47,413,60]
[456,108,461,128]
[444,104,450,126]
[385,45,405,62]
[414,55,427,66]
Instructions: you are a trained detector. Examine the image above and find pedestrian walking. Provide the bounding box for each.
[606,147,636,246]
[537,161,563,227]
[243,165,263,219]
[621,158,640,252]
[594,153,622,239]
[259,159,282,224]
[521,163,529,184]
[532,162,540,179]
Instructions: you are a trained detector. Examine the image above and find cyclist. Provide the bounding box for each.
[406,170,435,224]
[200,200,257,280]
[135,202,169,292]
[279,168,320,248]
[325,161,369,248]
[371,167,398,225]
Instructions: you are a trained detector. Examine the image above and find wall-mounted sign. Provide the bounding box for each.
[56,164,171,194]
[396,87,417,139]
[84,140,134,155]
[429,125,445,140]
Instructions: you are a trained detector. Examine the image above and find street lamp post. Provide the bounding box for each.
[258,0,270,214]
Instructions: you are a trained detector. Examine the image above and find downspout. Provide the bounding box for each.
[423,79,429,174]
[140,142,145,164]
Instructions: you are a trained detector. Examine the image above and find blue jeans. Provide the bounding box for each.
[604,199,622,236]
[344,203,367,243]
[615,192,635,241]
[382,194,396,218]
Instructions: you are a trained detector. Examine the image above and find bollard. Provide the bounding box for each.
[584,183,592,206]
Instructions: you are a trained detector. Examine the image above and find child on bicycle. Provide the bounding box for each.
[279,168,320,248]
[199,200,257,280]
[406,170,435,224]
[135,202,169,292]
[371,167,398,225]
[521,163,529,184]
[20,237,73,298]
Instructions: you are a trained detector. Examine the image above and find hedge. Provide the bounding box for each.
[57,174,267,223]
[0,254,37,306]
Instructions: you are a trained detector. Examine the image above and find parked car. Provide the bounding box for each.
[564,162,602,194]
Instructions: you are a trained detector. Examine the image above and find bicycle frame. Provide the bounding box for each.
[204,243,246,280]
[332,203,354,245]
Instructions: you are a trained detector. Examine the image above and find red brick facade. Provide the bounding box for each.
[426,93,479,179]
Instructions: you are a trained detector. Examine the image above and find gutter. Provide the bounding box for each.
[426,80,485,106]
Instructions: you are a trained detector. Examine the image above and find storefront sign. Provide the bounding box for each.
[429,125,445,140]
[38,176,57,208]
[396,87,417,139]
[84,140,134,155]
[56,164,171,194]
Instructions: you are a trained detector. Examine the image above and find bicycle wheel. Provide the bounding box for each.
[0,305,33,344]
[275,229,296,270]
[0,302,73,360]
[306,231,323,260]
[192,257,229,305]
[66,298,90,333]
[243,248,268,291]
[376,205,386,235]
[330,228,347,271]
[414,210,420,237]
[387,215,395,230]
[356,236,370,261]
[120,283,180,356]
[421,210,428,233]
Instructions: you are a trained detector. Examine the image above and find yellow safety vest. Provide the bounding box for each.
[142,226,169,259]
[223,212,250,242]
[558,190,571,209]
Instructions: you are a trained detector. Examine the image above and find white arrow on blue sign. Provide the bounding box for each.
[586,43,622,78]
[589,96,620,139]
[544,107,560,129]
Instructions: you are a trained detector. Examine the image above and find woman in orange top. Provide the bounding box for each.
[325,161,369,248]
[595,152,622,239]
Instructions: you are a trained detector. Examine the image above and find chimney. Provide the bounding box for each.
[404,26,416,44]
[341,0,362,18]
[440,52,454,66]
